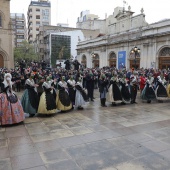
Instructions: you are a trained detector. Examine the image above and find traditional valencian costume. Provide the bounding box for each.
[155,76,168,101]
[38,78,57,114]
[107,74,123,106]
[0,73,25,125]
[21,74,39,117]
[56,76,72,111]
[75,77,88,109]
[141,75,156,103]
[130,73,138,104]
[99,74,109,107]
[119,76,131,104]
[67,76,76,108]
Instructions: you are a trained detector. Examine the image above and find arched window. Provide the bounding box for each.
[159,47,170,69]
[108,52,116,67]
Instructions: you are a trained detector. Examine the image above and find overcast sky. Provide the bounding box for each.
[10,0,170,27]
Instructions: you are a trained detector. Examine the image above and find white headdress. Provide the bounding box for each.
[3,73,12,89]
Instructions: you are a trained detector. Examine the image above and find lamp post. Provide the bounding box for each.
[130,46,140,69]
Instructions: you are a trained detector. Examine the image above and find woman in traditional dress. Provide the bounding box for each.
[155,75,168,102]
[107,72,123,106]
[75,77,88,109]
[38,76,57,114]
[56,76,72,112]
[141,74,156,103]
[119,75,131,104]
[130,72,139,104]
[99,74,109,107]
[67,75,76,109]
[0,73,25,125]
[21,73,39,117]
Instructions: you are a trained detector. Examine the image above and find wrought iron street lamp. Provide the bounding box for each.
[130,46,140,69]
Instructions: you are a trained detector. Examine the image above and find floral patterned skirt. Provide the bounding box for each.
[0,93,25,125]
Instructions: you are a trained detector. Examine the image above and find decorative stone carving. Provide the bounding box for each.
[160,47,170,56]
[141,8,144,14]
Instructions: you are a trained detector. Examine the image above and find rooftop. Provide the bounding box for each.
[29,0,51,7]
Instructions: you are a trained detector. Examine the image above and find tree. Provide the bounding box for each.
[14,41,38,65]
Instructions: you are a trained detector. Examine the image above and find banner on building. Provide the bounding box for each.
[118,51,126,69]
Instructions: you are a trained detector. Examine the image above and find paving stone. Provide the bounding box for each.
[0,132,6,140]
[141,140,170,153]
[75,148,133,170]
[121,153,170,170]
[24,117,40,124]
[0,147,9,159]
[47,124,67,132]
[0,158,12,170]
[34,139,61,152]
[0,139,7,148]
[125,133,153,143]
[159,149,170,161]
[11,153,44,170]
[70,126,93,135]
[107,137,135,147]
[87,125,109,132]
[5,128,29,138]
[9,143,37,157]
[8,136,33,147]
[26,166,47,170]
[56,136,85,148]
[51,129,74,138]
[40,148,71,164]
[30,133,56,143]
[46,159,81,170]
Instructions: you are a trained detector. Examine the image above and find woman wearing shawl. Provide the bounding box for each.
[75,77,88,109]
[119,75,131,104]
[107,72,123,106]
[56,76,72,111]
[21,73,39,117]
[141,73,156,103]
[67,75,76,109]
[38,76,57,114]
[0,73,25,125]
[155,75,168,101]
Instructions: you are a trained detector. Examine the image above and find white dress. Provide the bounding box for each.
[75,82,86,107]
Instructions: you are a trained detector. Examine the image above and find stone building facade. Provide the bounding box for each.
[77,7,170,69]
[0,0,14,68]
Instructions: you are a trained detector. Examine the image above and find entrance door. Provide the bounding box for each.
[109,59,116,67]
[0,54,4,68]
[93,60,99,68]
[159,57,170,69]
[129,58,140,69]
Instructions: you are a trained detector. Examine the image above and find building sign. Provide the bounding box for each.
[118,51,126,69]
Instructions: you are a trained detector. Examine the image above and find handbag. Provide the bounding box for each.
[8,94,18,103]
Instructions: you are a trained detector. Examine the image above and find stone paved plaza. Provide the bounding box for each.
[1,91,170,170]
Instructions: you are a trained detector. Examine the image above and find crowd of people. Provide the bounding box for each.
[0,59,170,126]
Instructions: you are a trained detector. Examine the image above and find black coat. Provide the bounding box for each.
[64,60,71,70]
[73,60,80,70]
[98,79,108,93]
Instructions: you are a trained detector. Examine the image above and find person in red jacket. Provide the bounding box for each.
[140,73,146,94]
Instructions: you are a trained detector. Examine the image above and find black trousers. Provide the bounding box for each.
[130,85,138,103]
[87,87,94,100]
